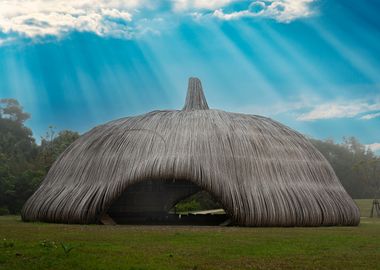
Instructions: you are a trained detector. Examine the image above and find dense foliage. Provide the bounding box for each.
[310,137,380,199]
[0,99,378,214]
[0,99,79,214]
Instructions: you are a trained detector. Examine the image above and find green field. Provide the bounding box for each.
[0,199,379,270]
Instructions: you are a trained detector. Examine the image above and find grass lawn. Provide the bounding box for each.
[1,213,380,270]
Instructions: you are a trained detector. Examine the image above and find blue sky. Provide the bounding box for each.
[0,0,379,153]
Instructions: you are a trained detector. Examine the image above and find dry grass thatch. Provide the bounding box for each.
[21,78,360,226]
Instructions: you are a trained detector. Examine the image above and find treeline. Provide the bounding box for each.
[0,99,79,214]
[0,99,379,214]
[310,137,379,199]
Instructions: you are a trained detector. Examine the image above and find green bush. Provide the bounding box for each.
[174,191,222,213]
[174,200,201,212]
[0,207,10,215]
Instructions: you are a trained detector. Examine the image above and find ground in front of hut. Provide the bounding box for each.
[0,199,379,270]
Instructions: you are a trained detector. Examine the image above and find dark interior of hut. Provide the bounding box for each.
[104,179,230,226]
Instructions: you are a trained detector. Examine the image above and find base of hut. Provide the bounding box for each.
[106,212,230,226]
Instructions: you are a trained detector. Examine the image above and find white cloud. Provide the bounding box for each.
[366,143,380,153]
[0,0,318,44]
[361,112,380,120]
[0,0,152,40]
[237,94,318,117]
[172,0,235,11]
[297,100,380,121]
[213,0,317,23]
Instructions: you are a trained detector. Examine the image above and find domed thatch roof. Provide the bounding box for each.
[22,78,360,226]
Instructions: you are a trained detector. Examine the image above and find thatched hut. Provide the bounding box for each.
[22,78,360,226]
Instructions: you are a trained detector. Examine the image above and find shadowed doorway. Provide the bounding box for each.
[105,179,230,225]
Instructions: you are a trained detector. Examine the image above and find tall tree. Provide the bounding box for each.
[0,99,37,213]
[39,127,80,171]
[0,99,79,214]
[0,99,30,123]
[311,137,380,198]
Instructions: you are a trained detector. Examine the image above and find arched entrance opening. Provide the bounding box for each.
[104,179,230,225]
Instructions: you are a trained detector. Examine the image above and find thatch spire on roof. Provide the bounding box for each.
[183,77,209,110]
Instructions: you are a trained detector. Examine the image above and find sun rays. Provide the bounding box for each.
[0,0,379,151]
